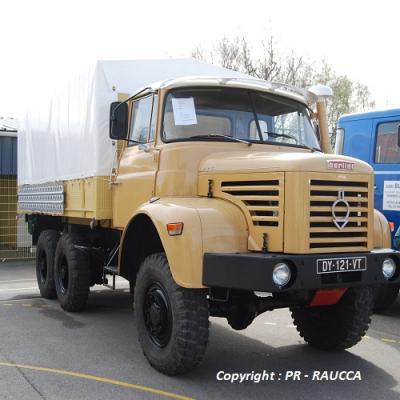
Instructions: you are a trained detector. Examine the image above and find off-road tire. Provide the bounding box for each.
[54,234,91,312]
[36,230,60,299]
[134,253,209,375]
[290,286,374,351]
[374,285,399,313]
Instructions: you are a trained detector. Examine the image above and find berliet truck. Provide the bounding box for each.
[18,59,400,375]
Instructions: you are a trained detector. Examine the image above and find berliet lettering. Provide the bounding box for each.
[327,160,355,170]
[332,190,350,230]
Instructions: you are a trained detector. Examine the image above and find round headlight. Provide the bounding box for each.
[382,258,396,280]
[272,263,291,287]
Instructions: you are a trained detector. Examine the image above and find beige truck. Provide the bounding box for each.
[18,60,400,376]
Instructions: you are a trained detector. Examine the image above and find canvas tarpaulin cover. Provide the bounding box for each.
[18,58,249,185]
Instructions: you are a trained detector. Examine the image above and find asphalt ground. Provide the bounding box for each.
[0,261,399,400]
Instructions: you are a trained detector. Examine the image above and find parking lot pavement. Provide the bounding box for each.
[0,261,399,400]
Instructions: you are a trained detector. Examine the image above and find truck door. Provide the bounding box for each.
[371,116,400,248]
[112,94,159,228]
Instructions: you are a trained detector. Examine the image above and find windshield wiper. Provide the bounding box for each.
[126,138,144,145]
[263,131,298,143]
[296,144,322,152]
[262,131,321,152]
[189,134,252,146]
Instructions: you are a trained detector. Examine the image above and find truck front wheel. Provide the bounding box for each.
[290,286,374,351]
[36,230,60,299]
[54,234,91,312]
[134,253,209,375]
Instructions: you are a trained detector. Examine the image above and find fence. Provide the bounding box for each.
[0,175,34,261]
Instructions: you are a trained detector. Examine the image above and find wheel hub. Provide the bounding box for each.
[143,284,172,348]
[149,303,162,326]
[58,257,69,294]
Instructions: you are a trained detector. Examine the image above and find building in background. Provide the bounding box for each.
[0,117,33,261]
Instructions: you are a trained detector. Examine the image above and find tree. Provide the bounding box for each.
[192,35,375,145]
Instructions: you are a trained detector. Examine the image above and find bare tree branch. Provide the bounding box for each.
[191,32,375,145]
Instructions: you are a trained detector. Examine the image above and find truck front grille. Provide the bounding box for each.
[221,180,280,227]
[309,179,369,251]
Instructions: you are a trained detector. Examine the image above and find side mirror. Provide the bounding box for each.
[109,102,128,140]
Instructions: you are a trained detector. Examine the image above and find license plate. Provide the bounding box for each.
[316,256,367,274]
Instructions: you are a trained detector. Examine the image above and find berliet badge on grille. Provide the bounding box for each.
[327,160,355,170]
[332,190,350,231]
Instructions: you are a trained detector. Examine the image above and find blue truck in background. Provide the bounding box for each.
[336,109,400,311]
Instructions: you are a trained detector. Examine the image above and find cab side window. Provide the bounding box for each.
[375,121,400,163]
[130,96,153,145]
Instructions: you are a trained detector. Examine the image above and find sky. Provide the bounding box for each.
[0,0,399,118]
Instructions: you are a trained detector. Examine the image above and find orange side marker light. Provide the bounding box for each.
[167,222,184,236]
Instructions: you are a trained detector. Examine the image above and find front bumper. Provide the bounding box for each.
[203,249,400,292]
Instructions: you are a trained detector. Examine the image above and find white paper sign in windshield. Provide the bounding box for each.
[383,180,400,211]
[172,98,198,125]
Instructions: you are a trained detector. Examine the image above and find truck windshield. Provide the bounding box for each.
[162,87,320,150]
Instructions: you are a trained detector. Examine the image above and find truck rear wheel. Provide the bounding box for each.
[290,286,374,351]
[54,234,91,312]
[134,253,209,375]
[36,230,60,299]
[374,285,399,313]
